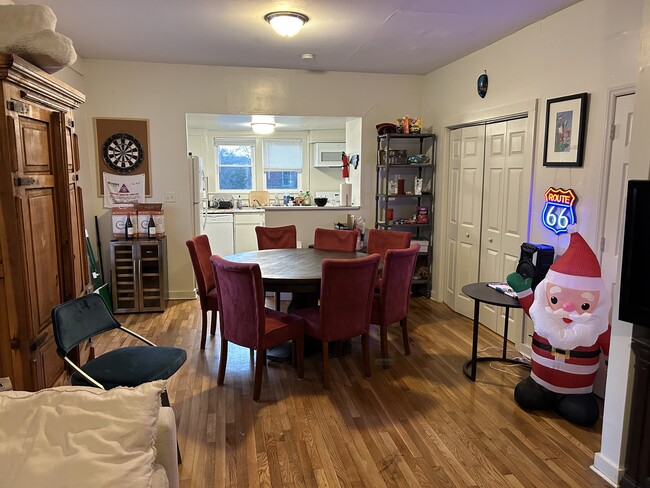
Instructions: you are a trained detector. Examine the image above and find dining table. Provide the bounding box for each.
[223,248,371,361]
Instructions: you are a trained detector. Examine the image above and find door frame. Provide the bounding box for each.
[595,84,635,261]
[433,99,537,350]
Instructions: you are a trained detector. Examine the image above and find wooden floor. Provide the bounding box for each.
[97,297,611,488]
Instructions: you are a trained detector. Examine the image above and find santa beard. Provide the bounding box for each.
[529,277,611,350]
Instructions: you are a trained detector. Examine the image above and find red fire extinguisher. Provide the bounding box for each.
[341,152,349,179]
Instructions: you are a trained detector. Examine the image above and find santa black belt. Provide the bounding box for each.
[532,339,600,358]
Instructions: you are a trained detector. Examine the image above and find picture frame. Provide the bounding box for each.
[543,92,588,167]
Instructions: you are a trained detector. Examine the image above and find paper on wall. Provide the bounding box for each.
[103,172,145,208]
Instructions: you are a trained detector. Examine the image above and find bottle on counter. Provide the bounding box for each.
[304,191,311,206]
[125,215,134,239]
[147,216,156,238]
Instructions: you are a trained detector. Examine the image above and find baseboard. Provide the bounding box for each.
[592,453,624,487]
[167,290,197,300]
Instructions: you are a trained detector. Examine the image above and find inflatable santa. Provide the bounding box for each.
[506,227,611,426]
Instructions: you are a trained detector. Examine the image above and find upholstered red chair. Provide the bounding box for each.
[313,228,359,252]
[255,225,297,250]
[293,254,380,389]
[255,225,297,310]
[371,244,420,360]
[210,255,305,401]
[367,228,412,260]
[185,235,218,350]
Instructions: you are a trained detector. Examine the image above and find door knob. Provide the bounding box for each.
[465,233,470,238]
[488,237,493,242]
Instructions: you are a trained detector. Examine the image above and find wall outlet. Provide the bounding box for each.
[164,192,176,203]
[0,377,13,391]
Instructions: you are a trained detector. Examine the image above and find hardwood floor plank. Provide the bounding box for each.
[91,297,611,487]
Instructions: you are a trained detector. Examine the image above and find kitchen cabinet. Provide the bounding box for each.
[375,133,436,297]
[234,211,265,253]
[0,54,90,391]
[110,238,167,313]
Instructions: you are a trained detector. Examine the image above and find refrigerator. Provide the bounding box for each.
[189,154,207,237]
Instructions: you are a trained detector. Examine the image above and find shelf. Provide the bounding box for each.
[376,193,432,199]
[378,133,435,140]
[376,163,433,169]
[377,222,430,228]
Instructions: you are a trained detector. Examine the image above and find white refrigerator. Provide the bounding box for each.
[189,154,207,237]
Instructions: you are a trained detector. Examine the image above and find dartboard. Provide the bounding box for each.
[102,133,144,173]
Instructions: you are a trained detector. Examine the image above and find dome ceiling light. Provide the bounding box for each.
[251,115,276,134]
[264,11,309,37]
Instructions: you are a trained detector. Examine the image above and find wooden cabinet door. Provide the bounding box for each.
[55,112,88,299]
[7,88,64,342]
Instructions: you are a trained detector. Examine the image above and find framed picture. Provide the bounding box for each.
[543,92,588,167]
[94,118,152,196]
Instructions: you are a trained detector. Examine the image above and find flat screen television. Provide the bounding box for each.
[619,179,650,326]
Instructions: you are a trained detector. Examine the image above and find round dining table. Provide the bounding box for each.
[223,248,371,362]
[223,248,370,295]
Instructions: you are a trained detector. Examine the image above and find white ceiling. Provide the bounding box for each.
[13,0,581,76]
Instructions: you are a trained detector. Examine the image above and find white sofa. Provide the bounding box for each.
[0,381,179,488]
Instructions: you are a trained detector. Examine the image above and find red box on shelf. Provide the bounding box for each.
[416,206,428,224]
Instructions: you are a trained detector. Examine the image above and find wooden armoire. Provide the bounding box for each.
[0,54,90,391]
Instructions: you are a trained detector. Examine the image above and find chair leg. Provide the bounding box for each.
[217,339,228,385]
[275,291,281,311]
[362,333,371,377]
[210,310,217,336]
[322,341,330,390]
[380,325,389,359]
[200,309,208,349]
[400,317,411,355]
[295,336,304,379]
[253,349,266,401]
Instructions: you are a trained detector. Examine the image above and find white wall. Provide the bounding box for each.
[423,0,643,301]
[421,0,644,483]
[67,61,422,298]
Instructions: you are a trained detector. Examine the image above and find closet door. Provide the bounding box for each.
[444,129,461,306]
[478,118,529,338]
[452,125,485,318]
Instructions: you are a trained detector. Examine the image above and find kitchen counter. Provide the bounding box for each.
[206,208,266,214]
[262,205,360,211]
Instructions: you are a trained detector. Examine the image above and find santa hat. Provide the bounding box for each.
[545,225,603,290]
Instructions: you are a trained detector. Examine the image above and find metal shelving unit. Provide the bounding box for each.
[375,133,436,297]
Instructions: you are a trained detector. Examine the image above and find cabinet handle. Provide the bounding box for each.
[465,233,470,238]
[488,237,493,243]
[10,338,20,350]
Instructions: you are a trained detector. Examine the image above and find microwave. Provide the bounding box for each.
[311,142,345,167]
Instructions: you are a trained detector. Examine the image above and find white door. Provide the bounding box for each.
[478,118,530,337]
[593,92,634,398]
[453,125,485,318]
[444,129,462,306]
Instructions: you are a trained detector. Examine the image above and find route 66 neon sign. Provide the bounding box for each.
[542,187,577,235]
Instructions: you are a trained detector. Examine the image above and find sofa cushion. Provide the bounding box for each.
[0,380,166,488]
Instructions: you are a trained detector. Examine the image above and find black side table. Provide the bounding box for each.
[461,282,530,381]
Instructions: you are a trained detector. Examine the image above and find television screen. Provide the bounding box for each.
[619,180,650,326]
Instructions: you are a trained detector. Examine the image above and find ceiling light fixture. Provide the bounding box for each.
[264,11,309,37]
[251,115,276,134]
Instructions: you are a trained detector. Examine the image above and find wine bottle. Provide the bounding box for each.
[148,216,156,238]
[125,215,134,239]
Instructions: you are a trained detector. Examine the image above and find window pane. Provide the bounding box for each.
[264,140,302,170]
[219,145,252,166]
[220,167,253,190]
[265,171,298,190]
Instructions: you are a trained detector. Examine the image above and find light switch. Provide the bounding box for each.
[164,192,176,203]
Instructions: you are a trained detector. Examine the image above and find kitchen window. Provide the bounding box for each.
[214,139,255,191]
[262,139,302,191]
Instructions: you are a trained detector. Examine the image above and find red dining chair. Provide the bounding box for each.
[371,244,420,360]
[255,225,297,250]
[185,235,218,350]
[210,255,305,401]
[292,254,380,389]
[313,228,359,252]
[367,228,412,260]
[255,225,297,310]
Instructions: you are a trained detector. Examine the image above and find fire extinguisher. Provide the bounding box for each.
[341,152,349,179]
